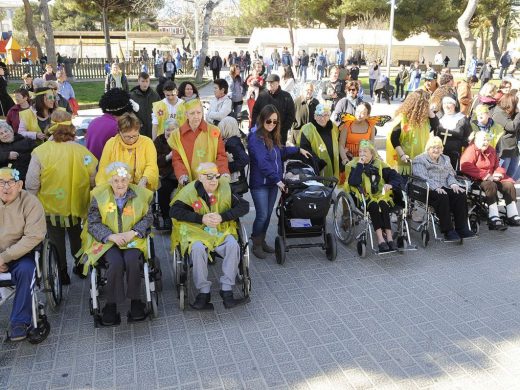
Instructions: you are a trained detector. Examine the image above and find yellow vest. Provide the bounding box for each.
[168,125,220,181]
[96,135,159,191]
[297,122,340,179]
[176,101,187,127]
[152,100,168,136]
[77,183,153,274]
[19,109,41,133]
[386,115,430,175]
[344,158,394,205]
[33,141,98,226]
[171,179,237,257]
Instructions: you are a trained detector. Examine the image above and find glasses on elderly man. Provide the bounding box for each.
[203,173,221,180]
[0,180,17,188]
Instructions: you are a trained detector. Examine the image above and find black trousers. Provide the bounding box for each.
[158,176,177,219]
[367,200,391,231]
[212,69,220,80]
[104,247,142,304]
[396,83,404,98]
[480,180,516,205]
[428,189,468,232]
[46,222,82,276]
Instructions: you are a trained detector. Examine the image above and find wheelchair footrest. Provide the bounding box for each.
[126,310,150,323]
[94,313,121,328]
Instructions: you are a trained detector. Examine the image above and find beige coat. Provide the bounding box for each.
[0,190,46,264]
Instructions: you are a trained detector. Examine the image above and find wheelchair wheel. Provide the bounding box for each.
[356,240,367,258]
[421,229,430,248]
[179,286,186,311]
[150,291,159,318]
[275,236,286,265]
[469,215,480,235]
[239,224,251,297]
[325,233,337,261]
[172,248,182,297]
[333,191,354,245]
[28,316,50,344]
[42,240,62,310]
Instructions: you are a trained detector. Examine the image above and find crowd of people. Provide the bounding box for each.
[0,50,520,338]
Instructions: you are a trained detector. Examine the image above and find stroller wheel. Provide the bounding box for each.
[325,233,337,261]
[356,240,367,258]
[275,237,286,265]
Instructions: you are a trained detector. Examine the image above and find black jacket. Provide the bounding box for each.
[492,107,520,158]
[300,54,310,67]
[0,76,14,117]
[0,134,36,180]
[104,73,129,93]
[225,136,249,175]
[170,180,249,224]
[154,134,175,179]
[251,87,295,143]
[130,86,161,138]
[348,161,402,191]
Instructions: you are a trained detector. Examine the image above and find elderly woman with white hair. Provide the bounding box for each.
[412,136,475,241]
[79,162,154,325]
[0,121,36,181]
[461,131,520,229]
[218,116,249,194]
[433,96,472,169]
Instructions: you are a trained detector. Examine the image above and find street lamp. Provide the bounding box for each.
[386,0,396,77]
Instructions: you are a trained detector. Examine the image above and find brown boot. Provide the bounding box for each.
[261,233,275,253]
[252,235,267,259]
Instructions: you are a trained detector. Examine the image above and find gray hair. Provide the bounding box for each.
[105,161,132,178]
[217,116,241,140]
[0,121,14,134]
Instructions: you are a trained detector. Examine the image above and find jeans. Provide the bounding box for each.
[250,185,279,237]
[369,78,376,98]
[232,101,243,120]
[8,255,35,325]
[317,66,324,80]
[500,156,520,180]
[396,83,404,98]
[300,66,308,82]
[499,66,509,79]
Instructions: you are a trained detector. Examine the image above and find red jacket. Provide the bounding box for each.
[6,104,27,133]
[460,143,512,182]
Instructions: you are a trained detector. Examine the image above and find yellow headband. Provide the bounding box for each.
[196,165,219,175]
[109,166,131,178]
[34,89,53,97]
[0,167,20,181]
[47,120,73,134]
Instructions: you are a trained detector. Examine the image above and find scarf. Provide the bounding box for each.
[475,118,495,133]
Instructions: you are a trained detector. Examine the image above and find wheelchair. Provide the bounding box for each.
[405,174,473,247]
[172,220,251,310]
[333,188,415,257]
[1,238,62,343]
[88,236,162,327]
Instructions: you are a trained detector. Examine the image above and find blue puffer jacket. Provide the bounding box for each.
[247,127,299,189]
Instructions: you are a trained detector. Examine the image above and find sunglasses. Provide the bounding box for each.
[0,179,17,188]
[204,173,221,180]
[348,89,357,92]
[45,94,56,100]
[265,119,278,125]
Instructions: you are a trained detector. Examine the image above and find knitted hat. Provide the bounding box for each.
[99,89,133,116]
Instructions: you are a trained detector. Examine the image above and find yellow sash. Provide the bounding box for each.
[152,100,168,136]
[19,109,41,133]
[344,158,394,205]
[171,179,237,257]
[297,122,340,179]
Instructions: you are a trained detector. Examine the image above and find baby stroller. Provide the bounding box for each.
[275,160,338,265]
[374,75,392,104]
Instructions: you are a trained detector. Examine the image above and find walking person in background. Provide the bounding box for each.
[368,61,381,99]
[163,54,177,82]
[225,65,244,120]
[499,50,512,79]
[105,63,129,93]
[404,61,421,101]
[210,51,223,81]
[479,60,494,87]
[300,50,309,83]
[395,64,408,100]
[129,72,161,138]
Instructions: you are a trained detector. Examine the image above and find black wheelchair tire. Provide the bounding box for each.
[42,240,62,310]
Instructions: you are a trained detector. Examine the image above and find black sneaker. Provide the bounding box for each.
[60,272,71,286]
[444,230,461,242]
[190,293,214,311]
[130,300,146,320]
[219,290,249,309]
[72,263,87,279]
[101,303,118,325]
[378,242,390,253]
[456,227,476,239]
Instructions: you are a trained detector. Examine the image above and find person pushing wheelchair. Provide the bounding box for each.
[170,162,249,310]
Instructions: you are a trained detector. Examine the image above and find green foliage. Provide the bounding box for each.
[51,0,97,31]
[224,16,254,36]
[12,2,40,33]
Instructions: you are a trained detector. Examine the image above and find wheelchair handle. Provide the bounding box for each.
[284,176,338,186]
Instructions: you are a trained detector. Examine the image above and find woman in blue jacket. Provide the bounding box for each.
[248,105,311,259]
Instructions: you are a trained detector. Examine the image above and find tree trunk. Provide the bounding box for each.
[490,16,502,65]
[477,27,484,61]
[337,14,346,55]
[457,0,478,73]
[22,0,43,58]
[39,0,56,65]
[287,18,295,55]
[102,5,113,61]
[499,13,510,53]
[483,27,490,60]
[196,0,223,83]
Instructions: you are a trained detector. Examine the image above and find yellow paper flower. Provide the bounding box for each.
[106,202,116,213]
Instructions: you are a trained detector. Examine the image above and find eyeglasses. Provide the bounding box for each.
[348,89,357,92]
[204,173,221,180]
[265,119,278,125]
[45,94,56,100]
[120,133,139,141]
[0,180,17,188]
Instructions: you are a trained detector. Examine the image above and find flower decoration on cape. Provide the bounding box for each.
[106,202,116,213]
[209,195,217,205]
[359,140,371,149]
[179,225,188,236]
[83,155,93,166]
[402,124,410,133]
[92,243,104,255]
[318,143,326,153]
[158,109,164,117]
[54,188,65,200]
[210,128,220,138]
[192,200,202,211]
[123,206,134,216]
[116,167,129,178]
[127,241,137,248]
[195,149,205,158]
[12,169,20,181]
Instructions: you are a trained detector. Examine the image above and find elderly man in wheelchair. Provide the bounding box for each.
[0,167,47,341]
[78,162,154,326]
[170,162,249,311]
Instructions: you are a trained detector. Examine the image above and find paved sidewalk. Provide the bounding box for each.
[1,206,520,389]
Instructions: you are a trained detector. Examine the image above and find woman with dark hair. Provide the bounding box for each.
[280,65,295,94]
[225,65,244,119]
[6,89,32,133]
[492,92,520,179]
[0,66,14,118]
[25,110,98,284]
[18,87,55,141]
[247,105,311,259]
[176,81,200,126]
